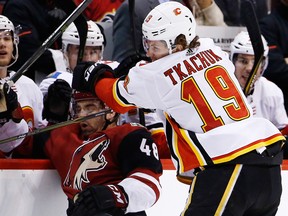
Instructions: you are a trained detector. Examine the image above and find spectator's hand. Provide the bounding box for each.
[70,184,127,216]
[72,61,114,93]
[114,54,151,78]
[42,79,72,124]
[196,0,213,9]
[0,82,23,125]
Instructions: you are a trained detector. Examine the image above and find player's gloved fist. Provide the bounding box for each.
[72,61,114,93]
[42,79,72,124]
[69,184,128,216]
[0,82,23,125]
[114,54,151,78]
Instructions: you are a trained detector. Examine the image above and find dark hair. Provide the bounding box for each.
[175,34,200,50]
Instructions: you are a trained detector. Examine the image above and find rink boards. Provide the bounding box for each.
[0,159,287,216]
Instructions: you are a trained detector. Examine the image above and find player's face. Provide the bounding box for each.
[0,30,14,68]
[144,39,169,61]
[74,99,106,136]
[234,53,263,89]
[67,45,102,71]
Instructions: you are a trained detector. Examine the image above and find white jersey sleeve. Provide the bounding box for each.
[0,119,28,153]
[39,71,73,96]
[248,77,288,129]
[48,49,68,72]
[9,72,46,129]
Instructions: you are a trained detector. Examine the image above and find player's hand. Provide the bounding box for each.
[114,54,151,78]
[42,79,72,124]
[70,184,128,216]
[72,61,114,93]
[0,82,23,125]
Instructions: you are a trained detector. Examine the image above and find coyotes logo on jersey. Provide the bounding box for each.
[64,137,109,190]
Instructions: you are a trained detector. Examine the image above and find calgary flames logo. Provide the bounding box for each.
[173,7,181,15]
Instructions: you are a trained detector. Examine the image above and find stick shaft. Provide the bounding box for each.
[10,0,93,83]
[241,0,265,96]
[0,109,112,145]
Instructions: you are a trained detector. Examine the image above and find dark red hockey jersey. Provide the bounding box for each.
[44,122,162,212]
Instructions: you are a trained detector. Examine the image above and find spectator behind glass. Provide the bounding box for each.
[72,2,285,214]
[2,0,67,81]
[230,31,288,159]
[74,0,125,22]
[12,91,163,216]
[183,0,226,26]
[259,0,288,115]
[215,0,269,26]
[0,15,43,158]
[113,0,226,63]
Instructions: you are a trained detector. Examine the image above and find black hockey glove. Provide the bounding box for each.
[72,61,114,93]
[0,82,23,125]
[114,54,151,78]
[42,79,72,124]
[70,184,128,216]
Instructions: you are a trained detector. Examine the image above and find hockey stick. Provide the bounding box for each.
[241,0,265,96]
[9,0,92,84]
[58,0,88,63]
[128,0,146,126]
[0,109,112,145]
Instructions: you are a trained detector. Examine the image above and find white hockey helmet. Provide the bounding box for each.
[142,1,196,54]
[230,31,269,70]
[0,15,19,65]
[62,20,104,54]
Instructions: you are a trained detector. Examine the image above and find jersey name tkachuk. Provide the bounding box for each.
[164,49,222,85]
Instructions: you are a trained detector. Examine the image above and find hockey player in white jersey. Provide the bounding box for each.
[39,20,106,124]
[0,15,43,157]
[231,31,288,158]
[39,20,105,96]
[72,2,286,215]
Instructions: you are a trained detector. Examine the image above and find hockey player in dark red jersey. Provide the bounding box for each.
[14,91,162,216]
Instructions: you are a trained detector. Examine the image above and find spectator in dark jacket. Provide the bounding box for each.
[2,0,66,81]
[259,0,288,114]
[215,0,269,26]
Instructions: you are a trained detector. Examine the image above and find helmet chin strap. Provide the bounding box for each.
[3,44,19,69]
[102,113,119,130]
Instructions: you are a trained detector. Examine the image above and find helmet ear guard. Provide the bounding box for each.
[142,1,196,54]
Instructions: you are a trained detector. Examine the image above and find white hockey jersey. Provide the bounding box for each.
[8,72,45,129]
[39,60,119,96]
[0,119,28,153]
[95,38,285,176]
[0,72,44,154]
[247,77,288,130]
